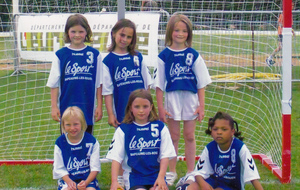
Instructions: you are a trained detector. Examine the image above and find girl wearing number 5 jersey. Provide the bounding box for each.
[106,89,176,190]
[153,13,211,185]
[47,14,103,134]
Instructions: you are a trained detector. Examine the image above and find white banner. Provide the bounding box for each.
[16,12,160,67]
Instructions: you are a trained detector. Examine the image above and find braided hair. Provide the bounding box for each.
[205,111,244,141]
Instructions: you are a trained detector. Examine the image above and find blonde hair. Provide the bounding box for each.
[64,14,93,43]
[123,89,159,124]
[165,13,193,47]
[61,106,87,134]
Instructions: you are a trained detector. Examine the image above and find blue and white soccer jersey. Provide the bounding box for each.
[194,138,260,190]
[46,46,102,126]
[53,132,101,190]
[102,52,152,123]
[106,121,176,190]
[154,47,211,120]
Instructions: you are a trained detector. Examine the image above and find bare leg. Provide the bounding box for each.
[168,119,181,173]
[183,120,196,173]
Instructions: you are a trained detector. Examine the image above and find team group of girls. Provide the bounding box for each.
[47,13,264,190]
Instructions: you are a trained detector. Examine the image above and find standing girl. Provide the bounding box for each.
[53,106,101,190]
[47,14,103,134]
[102,18,152,128]
[106,89,176,190]
[176,111,264,190]
[154,13,212,185]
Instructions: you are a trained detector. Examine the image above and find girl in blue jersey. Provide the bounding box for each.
[53,106,101,190]
[47,14,103,134]
[102,18,152,128]
[176,111,264,190]
[106,89,176,190]
[154,13,211,185]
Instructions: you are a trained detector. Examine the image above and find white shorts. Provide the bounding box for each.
[164,91,199,121]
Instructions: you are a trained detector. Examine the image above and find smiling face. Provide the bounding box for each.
[170,21,189,49]
[130,97,153,124]
[113,27,134,54]
[63,115,84,141]
[68,24,87,49]
[211,119,235,151]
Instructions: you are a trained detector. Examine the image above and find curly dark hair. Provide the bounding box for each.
[205,111,244,141]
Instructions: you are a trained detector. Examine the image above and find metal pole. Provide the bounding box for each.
[118,0,125,20]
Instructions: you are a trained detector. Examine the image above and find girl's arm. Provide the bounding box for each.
[194,87,205,122]
[156,87,171,123]
[153,158,169,190]
[195,175,213,190]
[251,179,264,190]
[95,85,103,122]
[50,88,60,122]
[111,160,124,190]
[104,94,120,127]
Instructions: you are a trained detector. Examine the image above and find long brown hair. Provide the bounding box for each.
[64,14,92,43]
[165,13,193,47]
[123,89,159,124]
[108,18,137,55]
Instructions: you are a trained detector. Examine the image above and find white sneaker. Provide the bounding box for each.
[117,175,125,188]
[166,172,177,186]
[176,173,195,188]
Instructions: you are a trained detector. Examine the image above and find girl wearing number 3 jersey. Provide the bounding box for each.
[106,89,176,190]
[47,14,103,134]
[153,13,211,185]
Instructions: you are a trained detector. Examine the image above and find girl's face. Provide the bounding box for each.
[113,27,134,53]
[130,97,153,124]
[211,119,235,151]
[68,25,87,49]
[63,116,83,141]
[171,21,189,48]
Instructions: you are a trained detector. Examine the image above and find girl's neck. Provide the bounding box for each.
[67,132,84,144]
[69,43,86,49]
[113,47,129,54]
[169,43,187,50]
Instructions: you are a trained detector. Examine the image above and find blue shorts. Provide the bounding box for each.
[57,178,100,190]
[205,177,238,190]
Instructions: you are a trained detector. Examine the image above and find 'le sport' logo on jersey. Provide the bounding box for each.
[114,66,141,82]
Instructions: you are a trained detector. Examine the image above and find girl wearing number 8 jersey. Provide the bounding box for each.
[106,89,176,190]
[153,13,212,185]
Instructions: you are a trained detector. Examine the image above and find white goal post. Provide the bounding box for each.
[0,0,295,184]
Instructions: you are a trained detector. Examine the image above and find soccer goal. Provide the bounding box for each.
[0,0,295,184]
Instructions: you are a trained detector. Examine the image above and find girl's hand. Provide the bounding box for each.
[110,181,124,190]
[77,180,87,190]
[153,177,168,190]
[65,180,77,190]
[51,106,61,122]
[108,114,120,128]
[194,106,204,123]
[94,105,103,122]
[158,108,171,124]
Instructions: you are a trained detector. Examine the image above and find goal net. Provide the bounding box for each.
[0,0,296,183]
